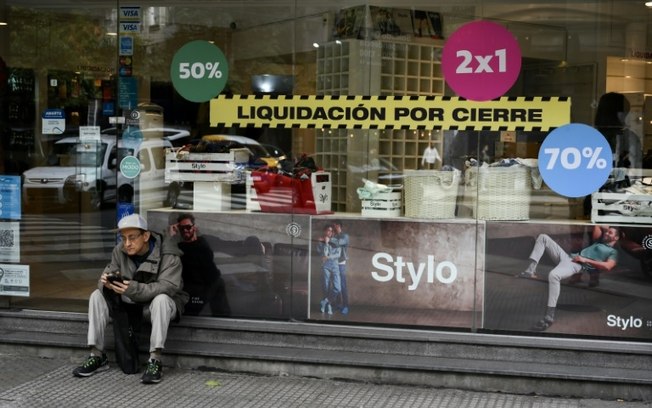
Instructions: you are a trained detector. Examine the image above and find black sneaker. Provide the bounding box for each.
[72,354,109,377]
[141,359,163,384]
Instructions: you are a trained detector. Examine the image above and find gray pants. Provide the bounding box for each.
[87,289,177,353]
[529,234,583,308]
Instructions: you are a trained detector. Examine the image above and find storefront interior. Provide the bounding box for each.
[0,0,651,343]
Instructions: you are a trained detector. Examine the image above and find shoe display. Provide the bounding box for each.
[141,358,163,384]
[320,299,328,313]
[72,354,109,377]
[327,303,333,315]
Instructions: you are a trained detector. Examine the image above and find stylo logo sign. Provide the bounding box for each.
[606,314,643,331]
[370,252,458,291]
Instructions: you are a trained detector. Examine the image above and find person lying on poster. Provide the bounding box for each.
[316,224,342,315]
[516,225,620,331]
[168,213,231,317]
[330,221,350,315]
[567,225,613,288]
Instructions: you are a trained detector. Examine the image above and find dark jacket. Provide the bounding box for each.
[177,235,220,297]
[99,232,189,316]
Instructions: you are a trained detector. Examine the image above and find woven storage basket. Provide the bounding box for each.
[465,166,531,220]
[404,170,460,219]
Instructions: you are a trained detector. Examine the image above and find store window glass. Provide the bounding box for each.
[1,0,650,343]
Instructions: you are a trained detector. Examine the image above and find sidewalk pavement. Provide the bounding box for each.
[0,352,650,408]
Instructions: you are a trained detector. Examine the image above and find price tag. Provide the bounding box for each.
[538,123,613,198]
[170,40,229,103]
[442,20,521,101]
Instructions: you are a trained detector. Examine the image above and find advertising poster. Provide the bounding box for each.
[333,6,366,40]
[484,222,652,340]
[369,7,412,38]
[147,211,312,319]
[309,218,484,329]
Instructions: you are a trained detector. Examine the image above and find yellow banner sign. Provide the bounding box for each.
[210,95,570,131]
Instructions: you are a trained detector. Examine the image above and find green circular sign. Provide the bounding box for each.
[120,156,141,179]
[170,40,229,103]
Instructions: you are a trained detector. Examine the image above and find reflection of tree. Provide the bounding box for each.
[8,8,114,70]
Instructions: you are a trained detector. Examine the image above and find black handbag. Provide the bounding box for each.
[102,289,144,374]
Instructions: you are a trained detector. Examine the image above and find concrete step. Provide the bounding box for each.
[0,310,650,401]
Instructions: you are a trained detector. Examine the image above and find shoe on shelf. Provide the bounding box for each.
[141,359,163,384]
[340,306,349,315]
[72,353,109,377]
[320,299,328,313]
[532,316,554,331]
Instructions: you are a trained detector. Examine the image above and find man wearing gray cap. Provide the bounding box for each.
[73,213,188,384]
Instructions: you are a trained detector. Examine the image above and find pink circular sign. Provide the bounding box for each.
[442,20,522,101]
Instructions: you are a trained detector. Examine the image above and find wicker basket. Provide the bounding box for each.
[465,166,531,220]
[404,170,460,219]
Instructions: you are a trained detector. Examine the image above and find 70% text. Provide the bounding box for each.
[543,147,608,170]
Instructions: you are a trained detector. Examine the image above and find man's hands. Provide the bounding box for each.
[100,272,131,294]
[572,255,617,272]
[572,255,587,264]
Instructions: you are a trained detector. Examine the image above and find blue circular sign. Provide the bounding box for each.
[538,123,613,198]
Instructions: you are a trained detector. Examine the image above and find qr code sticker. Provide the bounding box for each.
[0,229,15,248]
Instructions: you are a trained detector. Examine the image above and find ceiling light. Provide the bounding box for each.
[646,1,652,7]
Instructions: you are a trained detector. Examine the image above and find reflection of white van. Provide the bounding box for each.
[22,134,172,210]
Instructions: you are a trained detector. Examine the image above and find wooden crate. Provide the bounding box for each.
[591,192,652,224]
[361,191,402,217]
[165,148,250,184]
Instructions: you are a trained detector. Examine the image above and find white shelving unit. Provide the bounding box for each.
[316,38,445,212]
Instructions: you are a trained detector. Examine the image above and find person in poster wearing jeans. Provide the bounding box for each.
[516,225,620,331]
[331,221,350,315]
[316,224,341,315]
